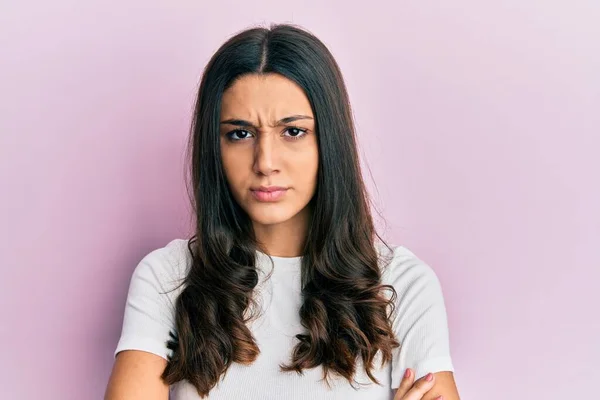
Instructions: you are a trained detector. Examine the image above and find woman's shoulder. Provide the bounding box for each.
[115,238,192,361]
[131,238,193,290]
[374,241,455,384]
[375,240,443,292]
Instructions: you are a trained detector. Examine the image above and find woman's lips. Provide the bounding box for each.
[250,188,289,202]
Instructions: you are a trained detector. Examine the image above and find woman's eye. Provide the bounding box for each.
[228,130,253,141]
[226,127,307,142]
[284,127,307,139]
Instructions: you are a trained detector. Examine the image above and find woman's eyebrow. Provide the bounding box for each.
[220,115,313,128]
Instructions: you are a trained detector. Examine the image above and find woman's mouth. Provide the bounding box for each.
[250,188,289,202]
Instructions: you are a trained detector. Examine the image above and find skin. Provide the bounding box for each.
[219,73,319,257]
[393,370,461,400]
[105,351,168,399]
[104,73,460,399]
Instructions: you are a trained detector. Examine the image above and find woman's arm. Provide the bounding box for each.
[418,371,460,400]
[393,370,460,400]
[104,350,169,400]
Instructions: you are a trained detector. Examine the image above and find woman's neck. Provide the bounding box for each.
[252,205,311,257]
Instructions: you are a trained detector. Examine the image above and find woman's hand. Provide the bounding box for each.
[393,368,443,400]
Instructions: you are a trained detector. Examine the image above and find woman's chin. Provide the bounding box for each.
[246,207,296,226]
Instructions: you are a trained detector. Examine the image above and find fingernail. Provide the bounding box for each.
[404,368,411,378]
[436,396,444,400]
[426,373,433,381]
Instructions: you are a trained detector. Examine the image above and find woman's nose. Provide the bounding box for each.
[253,133,279,176]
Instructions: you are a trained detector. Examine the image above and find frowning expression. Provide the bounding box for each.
[219,73,319,227]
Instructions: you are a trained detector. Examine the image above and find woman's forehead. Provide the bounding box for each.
[221,74,313,120]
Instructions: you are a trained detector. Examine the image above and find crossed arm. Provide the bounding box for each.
[392,370,460,400]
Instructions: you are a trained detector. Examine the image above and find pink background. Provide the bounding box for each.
[1,1,598,398]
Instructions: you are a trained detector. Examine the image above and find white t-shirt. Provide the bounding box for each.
[114,238,454,400]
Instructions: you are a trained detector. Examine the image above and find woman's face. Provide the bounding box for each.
[219,73,319,230]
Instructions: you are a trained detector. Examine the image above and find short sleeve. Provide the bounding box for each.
[113,239,188,361]
[382,245,455,388]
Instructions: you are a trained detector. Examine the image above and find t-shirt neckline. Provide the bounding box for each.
[255,249,303,268]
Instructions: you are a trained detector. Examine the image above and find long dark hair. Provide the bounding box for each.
[161,23,400,397]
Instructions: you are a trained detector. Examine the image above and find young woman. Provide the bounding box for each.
[105,23,460,400]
